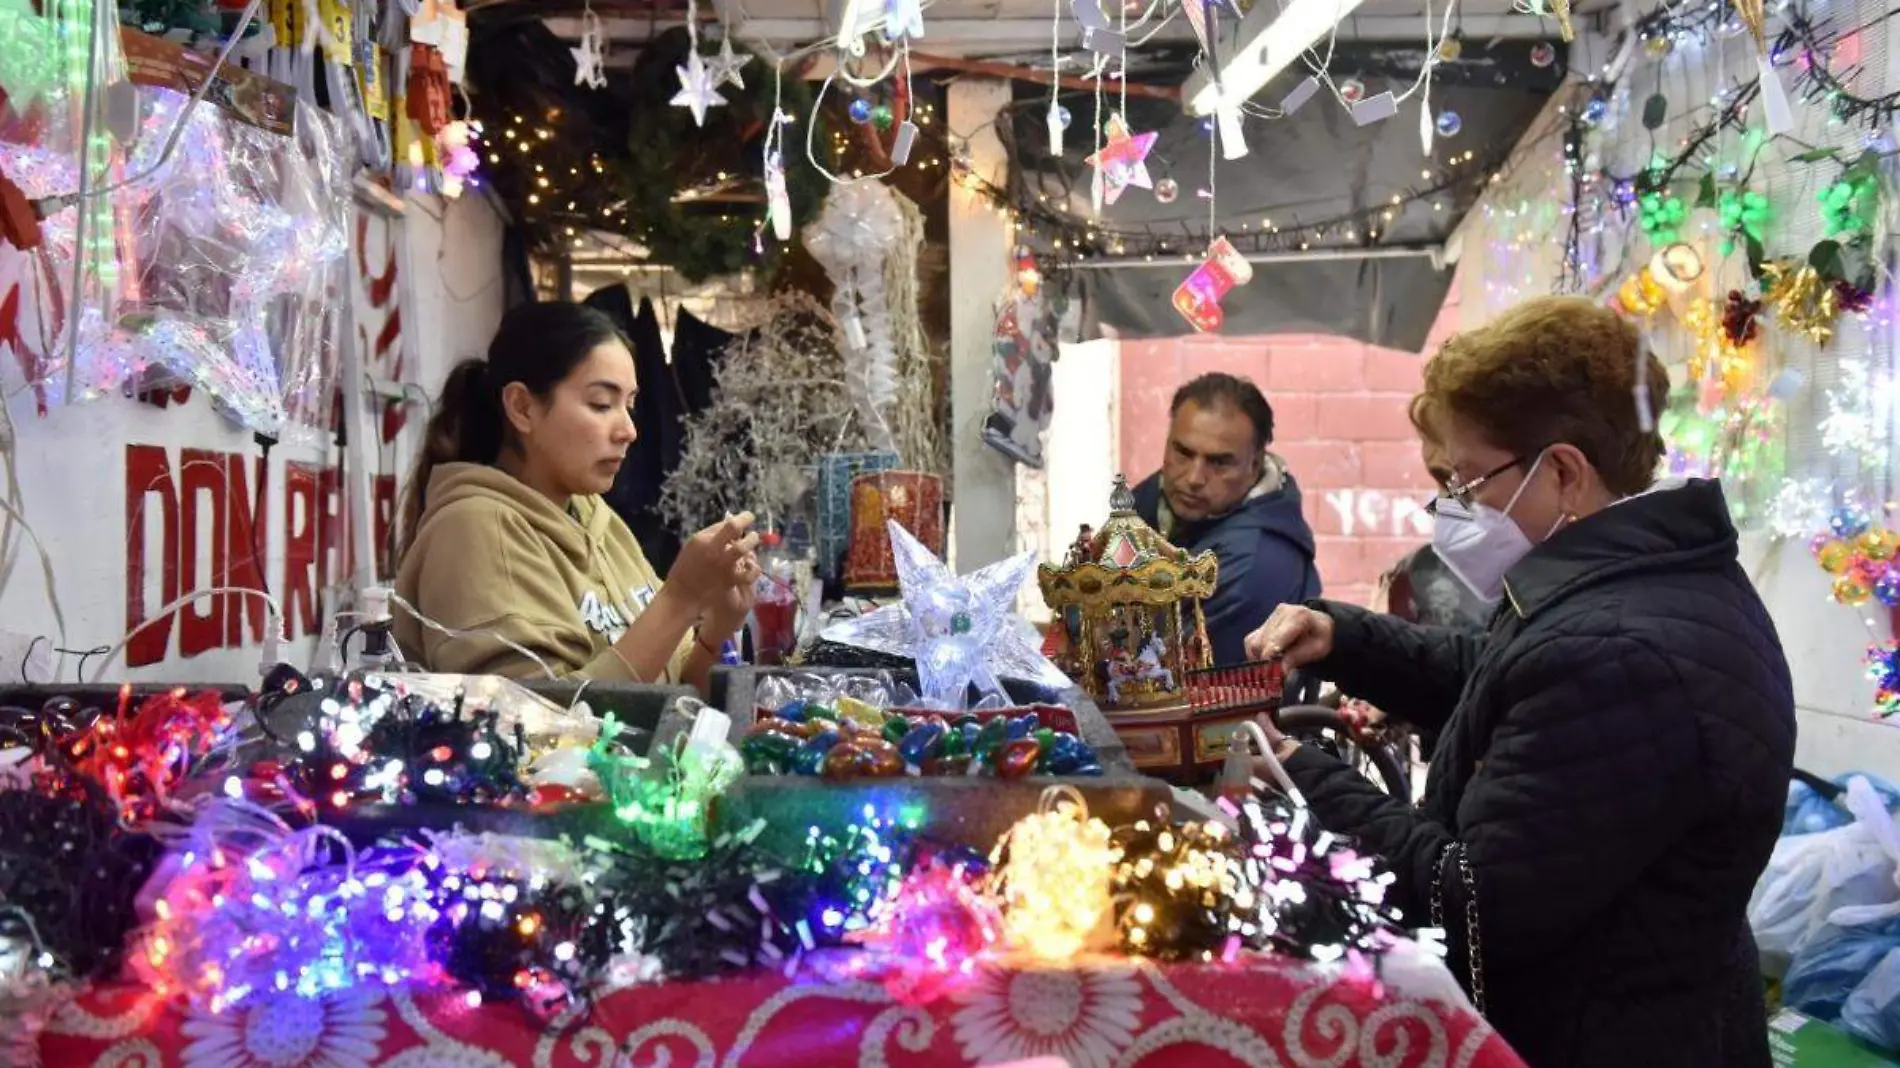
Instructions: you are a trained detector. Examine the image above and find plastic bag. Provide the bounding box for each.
[1750,776,1900,973]
[1783,919,1900,1021]
[1841,943,1900,1053]
[1786,772,1900,837]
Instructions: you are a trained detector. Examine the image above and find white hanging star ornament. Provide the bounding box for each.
[821,520,1072,707]
[572,8,608,89]
[708,34,750,90]
[671,49,726,126]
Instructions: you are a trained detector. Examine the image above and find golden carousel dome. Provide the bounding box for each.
[1039,476,1218,611]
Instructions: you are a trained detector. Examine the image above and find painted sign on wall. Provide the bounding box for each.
[122,443,398,668]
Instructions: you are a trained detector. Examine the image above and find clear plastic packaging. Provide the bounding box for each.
[0,79,350,439]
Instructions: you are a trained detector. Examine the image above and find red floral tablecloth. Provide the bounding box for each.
[41,954,1523,1068]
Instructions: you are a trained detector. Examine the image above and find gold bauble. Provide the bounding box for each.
[1816,538,1857,574]
[1860,529,1900,562]
[1834,575,1874,607]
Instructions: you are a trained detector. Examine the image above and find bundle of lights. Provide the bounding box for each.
[788,806,921,945]
[252,674,529,813]
[0,778,160,981]
[1110,817,1265,962]
[132,815,442,1011]
[987,786,1119,961]
[846,853,1002,1003]
[131,810,623,1015]
[590,711,742,860]
[19,688,238,827]
[1227,791,1406,965]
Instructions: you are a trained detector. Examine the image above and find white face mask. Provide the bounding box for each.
[1432,451,1556,604]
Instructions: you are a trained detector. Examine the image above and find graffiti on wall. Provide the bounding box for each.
[1322,489,1433,539]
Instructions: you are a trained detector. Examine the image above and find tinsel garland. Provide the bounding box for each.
[0,778,160,979]
[584,819,804,979]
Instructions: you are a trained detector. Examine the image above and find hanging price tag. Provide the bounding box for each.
[319,0,352,64]
[356,40,387,119]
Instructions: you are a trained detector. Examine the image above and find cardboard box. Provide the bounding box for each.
[1770,1009,1900,1068]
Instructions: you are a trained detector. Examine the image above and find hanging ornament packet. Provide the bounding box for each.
[982,248,1062,467]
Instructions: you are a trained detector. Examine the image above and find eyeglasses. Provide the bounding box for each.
[1425,456,1525,516]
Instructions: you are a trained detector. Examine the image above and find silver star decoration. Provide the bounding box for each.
[572,41,606,88]
[671,49,726,126]
[571,16,607,89]
[822,520,1072,707]
[708,35,750,90]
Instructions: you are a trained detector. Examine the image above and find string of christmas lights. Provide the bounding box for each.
[946,117,1516,268]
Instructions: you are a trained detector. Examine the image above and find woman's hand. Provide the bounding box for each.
[1243,604,1336,668]
[667,513,760,612]
[701,551,761,639]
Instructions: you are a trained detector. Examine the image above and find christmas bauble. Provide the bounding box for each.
[1815,538,1857,575]
[1860,528,1900,562]
[1435,110,1462,137]
[1154,178,1179,203]
[1834,575,1874,607]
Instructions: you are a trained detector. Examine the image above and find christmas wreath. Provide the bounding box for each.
[622,29,833,282]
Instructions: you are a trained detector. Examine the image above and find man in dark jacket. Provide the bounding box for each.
[1133,373,1321,665]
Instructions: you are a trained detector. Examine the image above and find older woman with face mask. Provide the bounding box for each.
[1244,296,1794,1068]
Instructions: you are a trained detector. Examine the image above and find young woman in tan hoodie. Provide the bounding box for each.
[394,301,758,692]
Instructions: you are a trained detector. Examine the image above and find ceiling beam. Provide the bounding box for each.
[542,12,1548,51]
[1181,9,1557,115]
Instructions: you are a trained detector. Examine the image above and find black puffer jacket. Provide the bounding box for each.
[1284,479,1794,1068]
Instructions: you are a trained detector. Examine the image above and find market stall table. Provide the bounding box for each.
[42,951,1521,1068]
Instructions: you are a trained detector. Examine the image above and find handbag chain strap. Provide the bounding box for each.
[1431,840,1487,1017]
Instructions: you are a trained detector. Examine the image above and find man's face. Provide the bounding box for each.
[1162,400,1262,521]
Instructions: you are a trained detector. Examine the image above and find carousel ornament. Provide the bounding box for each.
[1041,478,1239,780]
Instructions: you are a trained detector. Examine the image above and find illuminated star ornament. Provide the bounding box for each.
[822,521,1072,707]
[708,35,750,90]
[1086,112,1158,207]
[671,49,727,126]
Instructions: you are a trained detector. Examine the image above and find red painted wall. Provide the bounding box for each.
[1118,288,1463,608]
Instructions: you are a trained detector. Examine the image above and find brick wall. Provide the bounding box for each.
[1117,290,1462,609]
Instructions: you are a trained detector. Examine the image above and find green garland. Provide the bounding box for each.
[622,29,833,282]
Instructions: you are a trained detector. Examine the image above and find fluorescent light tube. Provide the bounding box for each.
[1184,0,1369,117]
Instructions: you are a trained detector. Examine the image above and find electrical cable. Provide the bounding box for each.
[88,587,286,682]
[384,590,559,681]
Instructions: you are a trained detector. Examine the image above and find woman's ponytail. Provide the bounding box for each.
[399,358,505,555]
